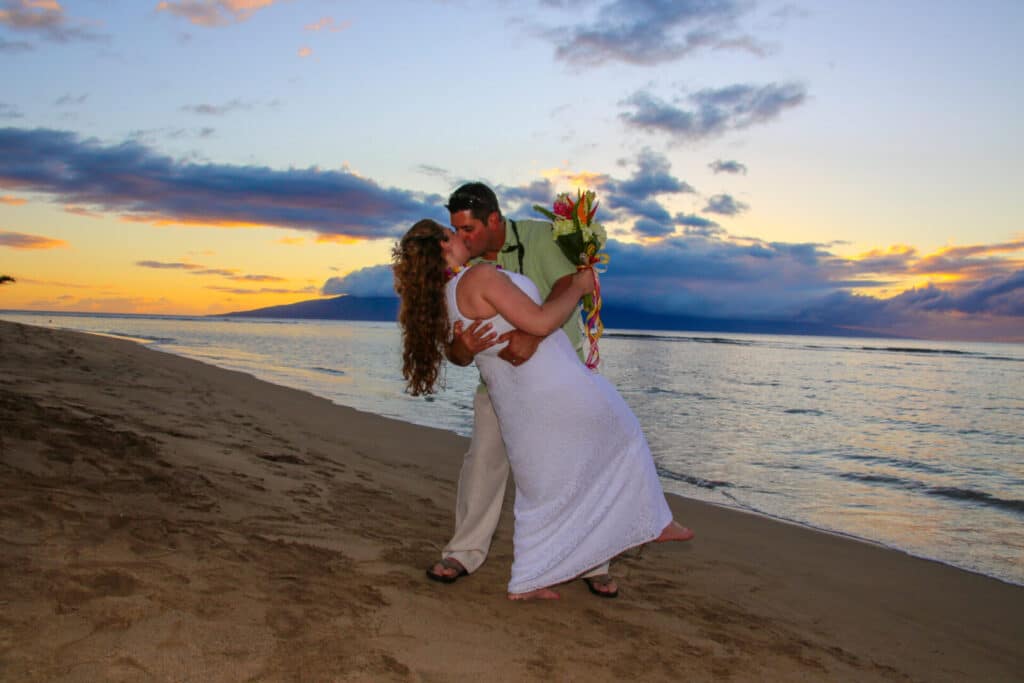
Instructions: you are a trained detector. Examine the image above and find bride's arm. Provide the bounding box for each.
[460,265,594,337]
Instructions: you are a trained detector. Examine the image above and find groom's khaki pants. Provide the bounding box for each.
[443,390,610,579]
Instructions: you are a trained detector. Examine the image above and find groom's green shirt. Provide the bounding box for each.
[480,217,585,359]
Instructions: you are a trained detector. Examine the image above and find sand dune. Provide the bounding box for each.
[1,320,1021,681]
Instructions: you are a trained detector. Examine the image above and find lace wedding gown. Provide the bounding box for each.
[446,268,672,593]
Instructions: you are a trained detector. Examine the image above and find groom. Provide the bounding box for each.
[425,182,620,595]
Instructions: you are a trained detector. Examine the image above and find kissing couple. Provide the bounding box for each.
[393,182,693,600]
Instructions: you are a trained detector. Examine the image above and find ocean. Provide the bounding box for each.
[3,310,1022,586]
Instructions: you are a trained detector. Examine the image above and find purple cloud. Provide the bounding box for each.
[703,194,749,216]
[546,0,768,67]
[0,127,443,239]
[621,82,806,141]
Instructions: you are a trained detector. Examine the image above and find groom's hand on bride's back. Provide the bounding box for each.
[447,320,498,366]
[497,330,542,366]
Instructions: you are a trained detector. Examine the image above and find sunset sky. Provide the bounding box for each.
[1,0,1022,341]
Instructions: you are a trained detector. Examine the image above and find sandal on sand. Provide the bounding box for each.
[426,557,468,584]
[583,574,619,599]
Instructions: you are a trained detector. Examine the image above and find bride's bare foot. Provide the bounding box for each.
[508,587,560,601]
[656,520,695,542]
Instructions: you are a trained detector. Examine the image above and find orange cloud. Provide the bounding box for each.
[315,234,365,245]
[540,166,608,189]
[64,205,102,217]
[13,277,94,288]
[0,231,67,249]
[156,0,277,27]
[855,244,916,259]
[276,236,305,245]
[118,213,268,229]
[298,46,312,58]
[206,285,316,295]
[0,195,27,206]
[304,16,351,32]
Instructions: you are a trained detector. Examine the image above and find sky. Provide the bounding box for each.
[1,0,1022,342]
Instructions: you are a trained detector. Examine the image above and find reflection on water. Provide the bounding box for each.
[602,330,1024,584]
[2,313,1022,584]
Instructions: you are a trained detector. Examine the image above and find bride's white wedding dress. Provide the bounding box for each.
[446,267,672,594]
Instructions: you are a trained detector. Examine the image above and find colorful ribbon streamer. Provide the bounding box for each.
[579,252,609,369]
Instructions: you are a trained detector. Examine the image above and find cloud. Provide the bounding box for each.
[675,212,723,237]
[64,204,102,217]
[488,174,1023,334]
[0,103,23,120]
[632,218,675,238]
[709,159,747,174]
[608,148,695,199]
[620,82,807,141]
[415,164,452,181]
[128,126,216,143]
[137,259,288,283]
[322,264,396,297]
[136,260,202,270]
[155,0,278,27]
[703,194,748,216]
[0,230,67,249]
[297,46,311,57]
[0,0,108,43]
[545,0,768,67]
[54,93,88,107]
[793,269,1024,340]
[0,127,443,240]
[180,99,254,116]
[1,194,27,205]
[910,241,1024,278]
[0,36,33,52]
[304,16,350,32]
[229,273,285,282]
[206,284,316,295]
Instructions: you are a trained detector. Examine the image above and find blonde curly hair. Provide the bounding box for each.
[392,219,452,396]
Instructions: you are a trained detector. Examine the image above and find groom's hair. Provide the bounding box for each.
[445,182,501,223]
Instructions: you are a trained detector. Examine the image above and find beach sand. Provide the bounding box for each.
[1,319,1021,682]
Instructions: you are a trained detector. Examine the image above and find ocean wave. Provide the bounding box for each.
[656,467,732,491]
[605,332,752,346]
[834,452,951,476]
[310,366,346,376]
[838,471,1024,515]
[927,487,1024,514]
[854,345,1023,363]
[641,387,717,400]
[96,331,176,345]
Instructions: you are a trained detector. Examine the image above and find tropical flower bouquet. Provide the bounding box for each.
[534,189,608,369]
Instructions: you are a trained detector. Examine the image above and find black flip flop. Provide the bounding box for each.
[583,575,619,599]
[426,558,468,584]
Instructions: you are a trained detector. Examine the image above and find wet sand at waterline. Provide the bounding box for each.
[1,320,1021,681]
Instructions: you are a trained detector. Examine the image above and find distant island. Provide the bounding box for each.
[223,295,886,338]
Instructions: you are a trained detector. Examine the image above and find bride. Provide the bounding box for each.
[393,219,693,600]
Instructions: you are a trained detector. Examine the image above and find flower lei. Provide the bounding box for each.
[445,262,502,281]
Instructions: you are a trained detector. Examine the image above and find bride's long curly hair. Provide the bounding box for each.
[392,219,451,396]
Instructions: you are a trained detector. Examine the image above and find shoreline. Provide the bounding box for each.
[2,319,1022,681]
[88,321,1024,589]
[101,325,1024,589]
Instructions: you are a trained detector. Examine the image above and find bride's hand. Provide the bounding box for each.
[573,268,596,296]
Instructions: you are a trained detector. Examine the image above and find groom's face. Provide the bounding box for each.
[450,209,503,260]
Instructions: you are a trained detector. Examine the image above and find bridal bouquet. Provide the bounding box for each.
[534,189,608,369]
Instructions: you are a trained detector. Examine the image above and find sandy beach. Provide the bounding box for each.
[1,319,1021,682]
